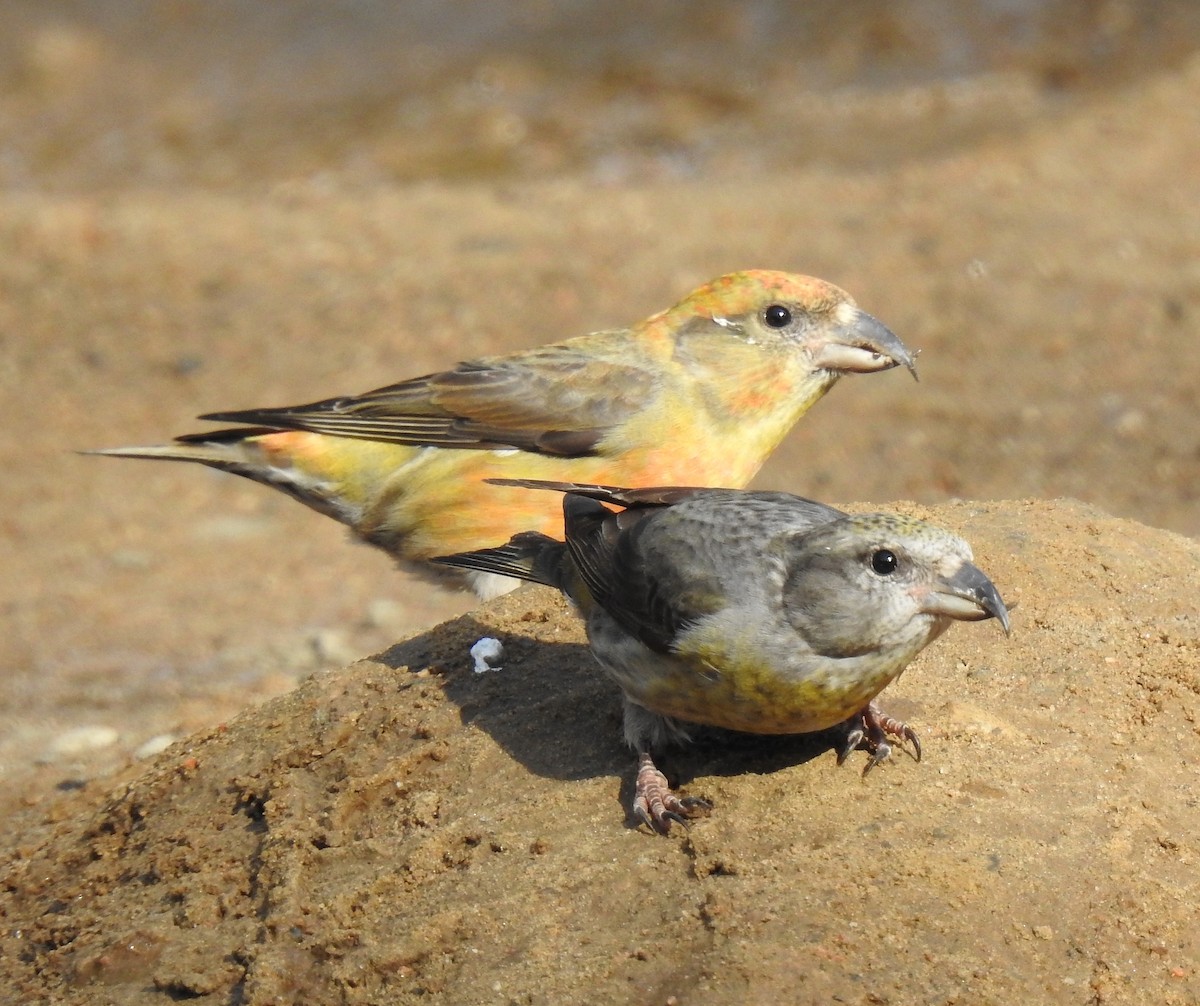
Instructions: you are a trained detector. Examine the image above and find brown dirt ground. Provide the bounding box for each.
[2,5,1199,1004]
[4,501,1200,1004]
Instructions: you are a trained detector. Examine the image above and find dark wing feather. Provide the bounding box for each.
[431,531,563,588]
[560,492,715,653]
[486,478,714,509]
[199,338,657,457]
[563,489,849,654]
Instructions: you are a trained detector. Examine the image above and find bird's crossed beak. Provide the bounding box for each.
[923,560,1011,635]
[813,306,919,380]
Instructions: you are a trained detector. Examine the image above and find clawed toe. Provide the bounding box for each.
[633,751,711,834]
[834,701,921,774]
[835,725,866,766]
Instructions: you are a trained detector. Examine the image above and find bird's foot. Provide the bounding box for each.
[834,701,921,776]
[632,750,711,835]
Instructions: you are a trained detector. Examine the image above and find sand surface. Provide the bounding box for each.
[2,4,1199,1003]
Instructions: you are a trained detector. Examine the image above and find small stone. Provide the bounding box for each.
[134,734,177,760]
[1113,409,1146,438]
[49,725,119,758]
[109,549,153,569]
[191,515,271,541]
[310,629,357,666]
[364,598,405,631]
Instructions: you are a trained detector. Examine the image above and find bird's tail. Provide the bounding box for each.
[86,427,277,467]
[432,530,567,590]
[84,427,405,527]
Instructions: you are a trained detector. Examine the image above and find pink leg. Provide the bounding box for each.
[835,701,922,775]
[632,750,711,834]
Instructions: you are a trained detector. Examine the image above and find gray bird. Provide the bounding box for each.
[436,480,1010,833]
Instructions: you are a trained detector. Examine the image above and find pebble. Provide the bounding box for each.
[48,725,119,758]
[134,734,177,760]
[364,598,406,631]
[191,515,272,541]
[310,628,358,666]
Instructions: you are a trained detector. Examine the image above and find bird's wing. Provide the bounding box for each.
[560,494,691,652]
[198,335,658,457]
[566,490,847,653]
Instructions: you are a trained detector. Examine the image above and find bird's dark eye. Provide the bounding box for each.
[764,304,792,328]
[871,549,898,575]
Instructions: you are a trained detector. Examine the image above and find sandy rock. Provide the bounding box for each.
[3,499,1198,1005]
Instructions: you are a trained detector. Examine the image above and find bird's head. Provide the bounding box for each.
[668,270,918,379]
[781,512,1009,658]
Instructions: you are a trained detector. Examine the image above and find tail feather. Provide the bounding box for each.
[84,441,248,468]
[433,531,565,589]
[85,425,283,465]
[84,432,356,525]
[174,426,287,445]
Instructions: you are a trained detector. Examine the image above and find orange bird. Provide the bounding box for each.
[94,271,915,597]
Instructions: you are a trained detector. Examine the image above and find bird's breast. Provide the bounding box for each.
[598,619,927,736]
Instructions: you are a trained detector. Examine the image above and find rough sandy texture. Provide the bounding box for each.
[1,4,1199,1004]
[4,499,1200,1004]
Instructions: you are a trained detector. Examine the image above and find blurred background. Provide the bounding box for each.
[2,0,1197,788]
[3,0,1199,190]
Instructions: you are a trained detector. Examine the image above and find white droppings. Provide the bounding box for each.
[470,636,504,673]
